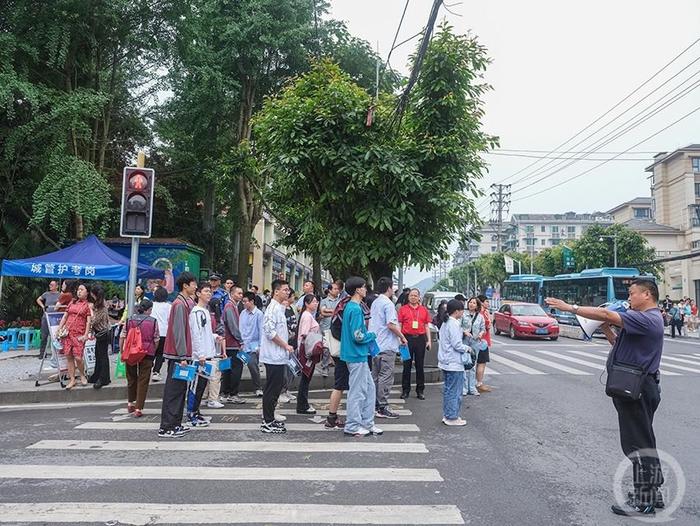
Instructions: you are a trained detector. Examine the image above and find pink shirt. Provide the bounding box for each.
[298,310,320,343]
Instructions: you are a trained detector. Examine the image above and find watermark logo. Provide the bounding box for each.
[612,448,685,523]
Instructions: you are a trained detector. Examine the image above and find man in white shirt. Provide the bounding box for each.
[295,280,315,309]
[369,277,407,419]
[260,279,294,434]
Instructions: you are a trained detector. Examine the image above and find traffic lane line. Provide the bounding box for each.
[27,439,429,453]
[110,408,413,416]
[75,422,420,432]
[0,503,465,524]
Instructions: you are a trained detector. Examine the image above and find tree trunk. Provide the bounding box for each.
[74,212,84,240]
[312,252,322,294]
[236,214,253,289]
[368,260,393,288]
[202,181,216,269]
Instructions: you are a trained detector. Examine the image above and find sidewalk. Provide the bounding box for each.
[0,350,440,406]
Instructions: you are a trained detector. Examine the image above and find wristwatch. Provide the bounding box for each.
[572,304,579,314]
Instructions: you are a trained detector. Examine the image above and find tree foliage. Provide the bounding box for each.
[255,25,497,282]
[574,224,660,276]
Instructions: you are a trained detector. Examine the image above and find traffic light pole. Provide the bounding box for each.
[126,151,145,313]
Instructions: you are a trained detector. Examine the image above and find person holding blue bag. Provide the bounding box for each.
[438,299,470,426]
[461,296,486,396]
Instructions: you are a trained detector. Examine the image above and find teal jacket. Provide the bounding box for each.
[340,300,376,363]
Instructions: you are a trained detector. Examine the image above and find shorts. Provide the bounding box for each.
[333,358,350,391]
[476,348,490,364]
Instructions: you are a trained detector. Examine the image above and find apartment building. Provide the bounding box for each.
[645,144,700,298]
[504,212,612,255]
[607,197,653,222]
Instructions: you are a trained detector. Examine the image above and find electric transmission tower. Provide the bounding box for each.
[490,184,511,252]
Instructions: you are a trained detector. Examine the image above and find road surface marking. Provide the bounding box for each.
[504,350,591,375]
[658,360,700,374]
[110,408,413,416]
[75,422,420,432]
[0,503,464,524]
[28,440,428,453]
[661,354,700,366]
[489,354,547,374]
[535,351,604,369]
[0,464,441,482]
[567,350,682,376]
[306,398,405,404]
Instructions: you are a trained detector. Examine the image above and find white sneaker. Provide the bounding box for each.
[369,425,383,435]
[285,391,297,401]
[207,400,224,409]
[151,372,161,382]
[278,393,291,403]
[230,395,246,404]
[344,427,370,436]
[443,418,467,426]
[274,413,287,422]
[255,389,264,397]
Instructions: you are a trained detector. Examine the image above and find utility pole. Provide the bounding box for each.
[490,184,511,252]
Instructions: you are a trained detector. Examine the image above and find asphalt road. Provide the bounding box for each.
[0,334,698,525]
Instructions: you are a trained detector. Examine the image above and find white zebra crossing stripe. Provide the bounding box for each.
[0,464,442,482]
[110,408,413,416]
[504,350,592,375]
[567,350,682,376]
[306,398,405,404]
[75,422,421,432]
[27,440,429,453]
[535,350,604,369]
[489,354,546,374]
[0,503,465,524]
[658,360,700,373]
[661,354,700,366]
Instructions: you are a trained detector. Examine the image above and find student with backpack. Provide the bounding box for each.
[158,271,197,438]
[323,294,351,429]
[119,298,159,418]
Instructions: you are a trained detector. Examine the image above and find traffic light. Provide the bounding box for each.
[120,166,155,238]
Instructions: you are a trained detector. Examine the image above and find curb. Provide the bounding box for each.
[0,367,444,406]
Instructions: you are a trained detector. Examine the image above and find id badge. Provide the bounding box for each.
[411,320,419,330]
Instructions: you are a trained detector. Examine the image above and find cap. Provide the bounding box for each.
[209,273,222,281]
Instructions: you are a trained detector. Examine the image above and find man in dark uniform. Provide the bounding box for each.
[546,279,664,517]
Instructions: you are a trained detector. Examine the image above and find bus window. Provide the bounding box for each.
[502,281,540,303]
[613,277,653,301]
[543,277,608,307]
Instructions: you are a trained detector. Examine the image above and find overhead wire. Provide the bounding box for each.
[493,37,700,186]
[511,104,700,202]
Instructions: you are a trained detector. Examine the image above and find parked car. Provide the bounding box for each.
[422,291,460,320]
[494,302,559,340]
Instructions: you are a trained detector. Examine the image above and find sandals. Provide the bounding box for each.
[65,379,76,390]
[80,376,88,386]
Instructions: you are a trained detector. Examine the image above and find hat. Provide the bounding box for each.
[209,273,222,281]
[138,298,154,313]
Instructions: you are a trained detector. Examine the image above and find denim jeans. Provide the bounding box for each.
[345,361,376,433]
[442,370,464,420]
[462,367,477,395]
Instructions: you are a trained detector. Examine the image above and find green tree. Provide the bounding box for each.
[574,224,660,276]
[255,25,497,283]
[533,245,569,276]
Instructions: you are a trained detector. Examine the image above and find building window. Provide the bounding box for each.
[567,226,576,235]
[541,239,546,246]
[692,240,700,249]
[525,225,534,235]
[633,207,651,218]
[525,238,535,246]
[695,183,700,197]
[551,239,561,246]
[693,158,700,172]
[551,226,559,233]
[540,225,546,233]
[491,246,496,252]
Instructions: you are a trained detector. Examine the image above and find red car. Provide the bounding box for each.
[493,302,559,340]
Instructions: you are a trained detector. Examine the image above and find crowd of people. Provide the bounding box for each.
[660,294,698,337]
[36,273,490,437]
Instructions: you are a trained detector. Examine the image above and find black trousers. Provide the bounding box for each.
[221,348,243,396]
[670,319,683,338]
[612,375,664,504]
[296,363,316,412]
[159,359,188,431]
[153,337,165,374]
[402,334,426,394]
[262,363,286,424]
[88,333,111,385]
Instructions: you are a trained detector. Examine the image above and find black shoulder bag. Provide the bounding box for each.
[605,339,646,401]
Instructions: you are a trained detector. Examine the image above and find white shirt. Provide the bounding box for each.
[260,299,289,365]
[151,301,171,337]
[189,306,217,361]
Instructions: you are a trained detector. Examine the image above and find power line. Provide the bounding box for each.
[493,37,700,185]
[486,152,652,161]
[510,61,700,190]
[511,104,700,202]
[495,148,660,155]
[511,74,700,193]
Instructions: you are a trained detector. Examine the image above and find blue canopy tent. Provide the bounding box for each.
[0,235,164,303]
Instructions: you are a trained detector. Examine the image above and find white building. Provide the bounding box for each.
[505,212,612,255]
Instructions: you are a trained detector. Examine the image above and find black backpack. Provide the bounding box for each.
[330,297,351,340]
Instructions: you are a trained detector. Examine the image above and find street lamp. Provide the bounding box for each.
[599,234,618,268]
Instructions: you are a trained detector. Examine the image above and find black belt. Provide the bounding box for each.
[405,334,426,338]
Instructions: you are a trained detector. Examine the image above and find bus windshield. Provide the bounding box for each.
[542,277,609,306]
[511,305,547,316]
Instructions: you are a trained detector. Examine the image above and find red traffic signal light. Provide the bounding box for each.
[120,167,155,238]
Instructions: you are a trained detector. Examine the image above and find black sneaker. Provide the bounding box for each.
[400,391,409,399]
[174,425,191,434]
[611,501,655,517]
[158,428,185,438]
[417,392,425,400]
[627,490,665,509]
[324,416,345,429]
[296,405,317,415]
[375,407,400,419]
[261,421,286,434]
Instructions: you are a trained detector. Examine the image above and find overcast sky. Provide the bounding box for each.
[329,0,700,286]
